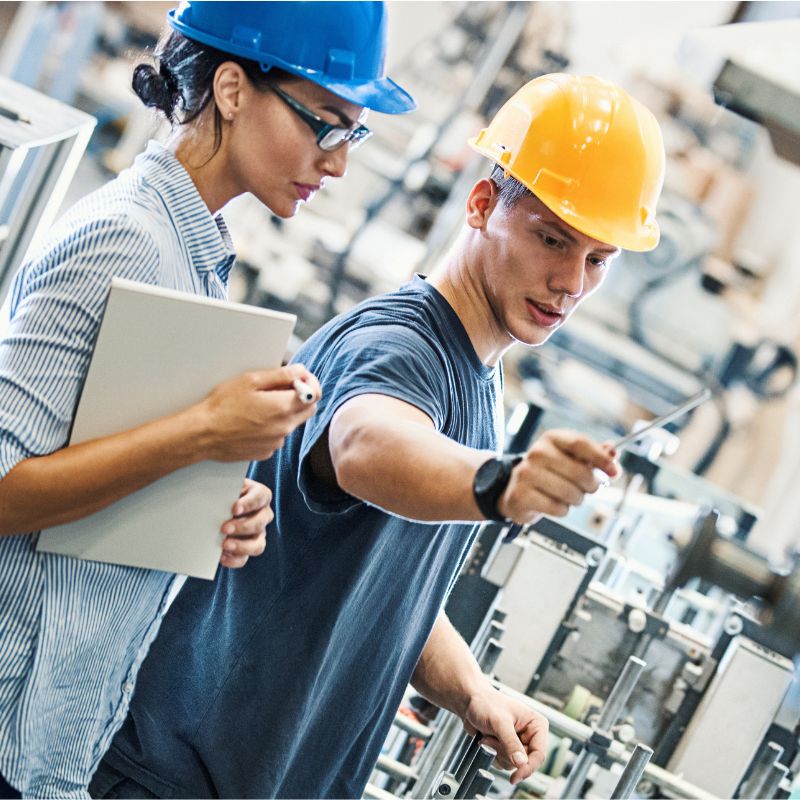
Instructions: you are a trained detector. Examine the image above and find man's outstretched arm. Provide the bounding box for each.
[316,392,618,524]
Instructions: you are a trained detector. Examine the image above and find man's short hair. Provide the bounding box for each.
[490,164,533,208]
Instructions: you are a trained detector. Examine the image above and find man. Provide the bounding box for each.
[92,74,665,799]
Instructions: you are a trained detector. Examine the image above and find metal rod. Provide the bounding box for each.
[462,769,493,800]
[612,388,711,450]
[455,746,496,799]
[363,782,397,800]
[611,743,653,799]
[393,712,432,740]
[759,763,790,800]
[598,656,646,731]
[560,749,596,799]
[453,735,483,782]
[374,754,417,782]
[740,742,784,798]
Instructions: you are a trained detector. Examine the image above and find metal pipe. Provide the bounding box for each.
[455,746,496,799]
[611,744,653,799]
[453,735,483,782]
[461,769,493,800]
[740,742,783,798]
[759,763,790,800]
[598,656,646,730]
[560,749,596,799]
[363,782,397,800]
[393,712,432,740]
[374,754,417,783]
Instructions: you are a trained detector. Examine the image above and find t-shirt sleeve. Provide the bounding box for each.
[297,322,451,514]
[0,214,159,479]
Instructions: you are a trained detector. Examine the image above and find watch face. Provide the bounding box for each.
[475,458,504,494]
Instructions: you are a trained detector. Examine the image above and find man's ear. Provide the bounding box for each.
[465,178,500,230]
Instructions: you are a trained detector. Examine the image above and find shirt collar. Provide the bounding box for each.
[133,141,236,282]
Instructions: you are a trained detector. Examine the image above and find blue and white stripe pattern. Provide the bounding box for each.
[0,141,235,798]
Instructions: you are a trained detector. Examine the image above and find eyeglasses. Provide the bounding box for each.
[271,85,372,152]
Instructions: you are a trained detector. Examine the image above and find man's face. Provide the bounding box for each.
[472,182,621,347]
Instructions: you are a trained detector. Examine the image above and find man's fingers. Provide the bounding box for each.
[518,716,549,773]
[487,723,528,776]
[547,429,619,474]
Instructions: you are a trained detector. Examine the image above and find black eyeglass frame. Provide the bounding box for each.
[271,85,372,152]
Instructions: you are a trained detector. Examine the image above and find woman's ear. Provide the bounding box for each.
[213,61,246,121]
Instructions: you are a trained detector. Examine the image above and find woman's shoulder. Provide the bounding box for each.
[25,175,165,286]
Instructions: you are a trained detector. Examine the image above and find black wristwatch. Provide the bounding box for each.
[473,454,522,523]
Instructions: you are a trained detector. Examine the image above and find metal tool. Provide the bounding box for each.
[612,388,711,451]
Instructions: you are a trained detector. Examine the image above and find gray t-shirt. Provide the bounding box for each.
[102,275,502,798]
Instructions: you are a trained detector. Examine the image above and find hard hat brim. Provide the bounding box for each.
[316,76,416,115]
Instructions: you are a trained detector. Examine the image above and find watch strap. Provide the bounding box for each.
[473,454,522,523]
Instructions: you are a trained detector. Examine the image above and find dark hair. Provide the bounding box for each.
[490,164,533,209]
[132,29,293,155]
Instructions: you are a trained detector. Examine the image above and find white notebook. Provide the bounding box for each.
[37,278,296,579]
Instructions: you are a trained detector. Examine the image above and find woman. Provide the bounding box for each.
[0,2,414,797]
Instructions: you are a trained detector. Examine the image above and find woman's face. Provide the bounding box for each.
[225,74,366,218]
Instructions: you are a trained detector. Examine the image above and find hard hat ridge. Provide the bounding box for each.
[168,1,415,115]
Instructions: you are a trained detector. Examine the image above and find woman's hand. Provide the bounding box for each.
[219,478,273,568]
[192,364,322,462]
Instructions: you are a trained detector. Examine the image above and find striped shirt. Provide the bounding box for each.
[0,141,235,798]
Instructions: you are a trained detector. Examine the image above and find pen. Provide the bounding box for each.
[612,387,712,451]
[0,105,31,124]
[293,378,316,404]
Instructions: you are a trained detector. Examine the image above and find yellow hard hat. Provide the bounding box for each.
[469,73,665,252]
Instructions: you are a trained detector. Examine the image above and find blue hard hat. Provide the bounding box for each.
[167,1,415,115]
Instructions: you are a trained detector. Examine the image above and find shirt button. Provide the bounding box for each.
[123,681,135,693]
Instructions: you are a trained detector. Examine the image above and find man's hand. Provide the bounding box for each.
[498,430,619,524]
[461,686,549,785]
[218,478,272,568]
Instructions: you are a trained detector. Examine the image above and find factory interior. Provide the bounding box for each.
[2,1,800,799]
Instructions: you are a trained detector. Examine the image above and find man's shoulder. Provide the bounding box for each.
[302,281,448,357]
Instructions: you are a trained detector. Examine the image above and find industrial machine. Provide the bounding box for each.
[366,424,799,800]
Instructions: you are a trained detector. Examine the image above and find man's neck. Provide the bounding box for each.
[427,242,513,368]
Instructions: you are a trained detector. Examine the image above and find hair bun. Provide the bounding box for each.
[132,62,179,120]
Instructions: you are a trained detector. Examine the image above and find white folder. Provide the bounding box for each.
[37,278,296,579]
